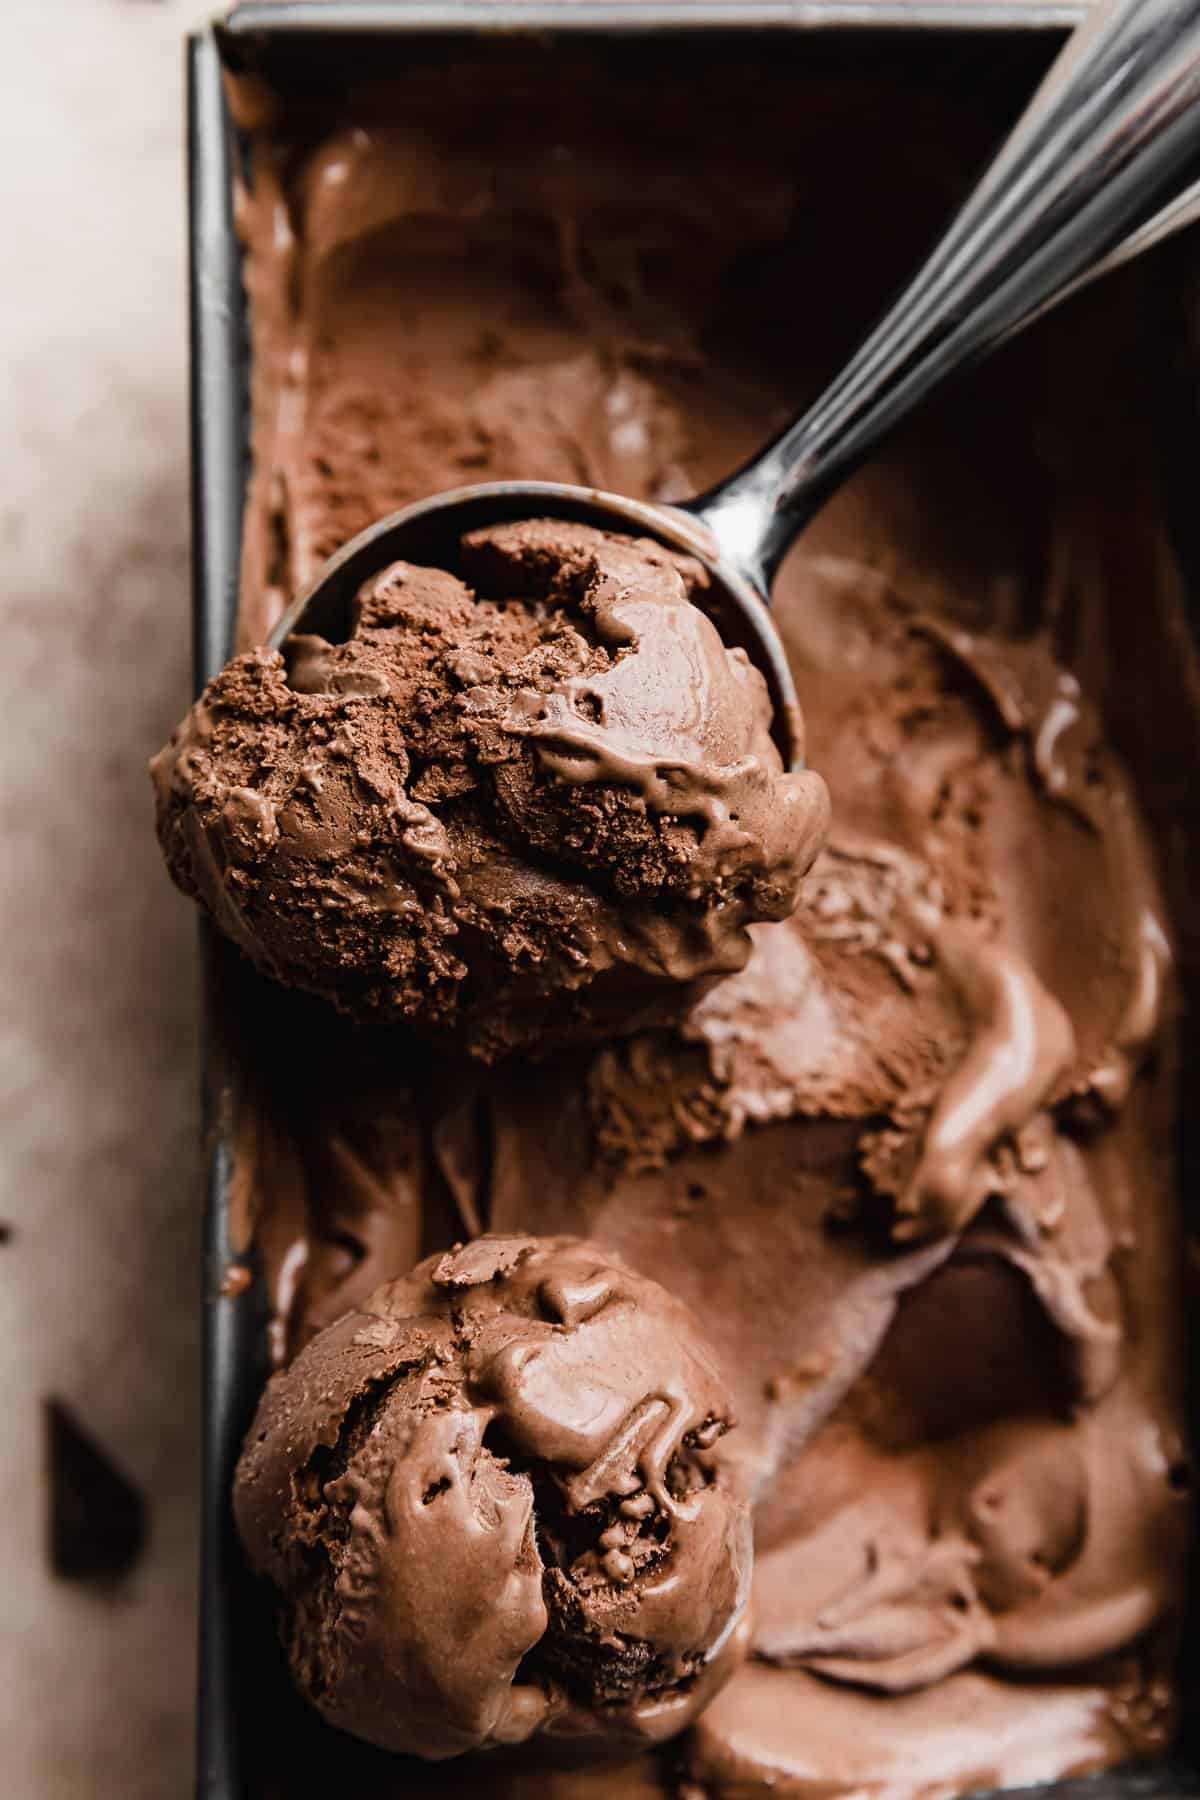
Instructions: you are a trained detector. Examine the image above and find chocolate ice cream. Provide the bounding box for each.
[204,32,1196,1800]
[153,518,827,1059]
[233,1236,751,1760]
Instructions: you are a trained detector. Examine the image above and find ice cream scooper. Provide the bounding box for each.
[268,0,1200,767]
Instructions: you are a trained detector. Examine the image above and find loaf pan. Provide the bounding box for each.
[188,6,1200,1794]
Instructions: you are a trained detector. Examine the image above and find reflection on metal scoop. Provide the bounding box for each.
[269,0,1200,765]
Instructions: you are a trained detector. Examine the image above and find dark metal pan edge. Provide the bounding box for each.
[224,0,1085,35]
[190,30,257,1800]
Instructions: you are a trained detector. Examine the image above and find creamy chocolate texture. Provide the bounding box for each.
[234,1236,751,1761]
[152,518,827,1058]
[208,37,1195,1800]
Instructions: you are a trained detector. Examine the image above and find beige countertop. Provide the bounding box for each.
[1,4,216,1794]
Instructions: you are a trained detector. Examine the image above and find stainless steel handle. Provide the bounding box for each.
[1012,168,1200,324]
[690,0,1200,591]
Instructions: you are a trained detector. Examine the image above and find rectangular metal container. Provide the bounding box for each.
[188,5,1200,1796]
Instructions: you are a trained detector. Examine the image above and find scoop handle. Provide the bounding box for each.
[687,0,1200,593]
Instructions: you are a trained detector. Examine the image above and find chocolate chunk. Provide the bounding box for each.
[45,1398,148,1581]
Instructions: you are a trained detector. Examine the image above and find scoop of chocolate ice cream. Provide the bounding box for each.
[151,518,828,1058]
[233,1234,752,1761]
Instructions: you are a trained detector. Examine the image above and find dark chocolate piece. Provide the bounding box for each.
[46,1398,147,1581]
